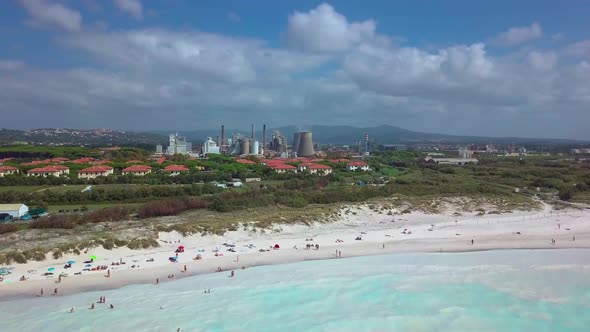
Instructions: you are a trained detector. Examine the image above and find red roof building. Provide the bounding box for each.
[27,165,70,177]
[346,161,371,171]
[50,157,70,163]
[0,166,18,177]
[156,157,167,164]
[164,164,189,176]
[269,163,297,173]
[78,166,114,179]
[72,157,97,164]
[122,165,152,176]
[298,163,332,175]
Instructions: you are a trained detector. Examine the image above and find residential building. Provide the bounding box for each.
[236,159,256,164]
[346,161,371,171]
[78,166,114,179]
[0,166,18,177]
[164,164,189,176]
[269,164,297,173]
[27,165,70,177]
[122,165,152,176]
[298,163,333,175]
[0,203,29,218]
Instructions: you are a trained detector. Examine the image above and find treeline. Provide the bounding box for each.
[30,207,130,229]
[0,183,222,205]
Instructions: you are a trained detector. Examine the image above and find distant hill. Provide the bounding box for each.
[167,125,588,145]
[0,128,168,147]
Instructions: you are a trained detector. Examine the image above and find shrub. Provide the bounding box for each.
[6,251,27,264]
[0,224,17,234]
[138,198,210,218]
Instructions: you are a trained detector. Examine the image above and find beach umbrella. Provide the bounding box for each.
[90,255,97,260]
[85,264,91,267]
[67,260,75,265]
[47,267,55,272]
[178,246,185,250]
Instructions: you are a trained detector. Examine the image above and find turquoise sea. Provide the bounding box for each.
[1,249,589,332]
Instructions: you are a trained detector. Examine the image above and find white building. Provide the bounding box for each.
[78,166,114,179]
[0,166,18,177]
[423,156,478,165]
[122,165,152,176]
[27,166,70,177]
[0,203,29,218]
[202,137,220,155]
[346,161,371,171]
[167,133,192,156]
[458,148,474,159]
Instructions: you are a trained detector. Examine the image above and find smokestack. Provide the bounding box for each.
[221,125,225,146]
[297,131,314,157]
[262,124,266,151]
[251,124,254,139]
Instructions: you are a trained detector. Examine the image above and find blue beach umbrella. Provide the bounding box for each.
[67,261,75,265]
[47,267,55,272]
[85,264,91,267]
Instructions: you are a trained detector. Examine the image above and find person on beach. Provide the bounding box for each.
[40,288,43,296]
[471,239,474,245]
[573,235,575,241]
[58,275,61,283]
[90,303,95,309]
[230,271,235,278]
[106,269,110,278]
[217,266,222,272]
[338,250,341,257]
[383,243,385,249]
[156,278,159,285]
[183,265,187,272]
[109,304,114,309]
[69,307,74,313]
[54,288,58,295]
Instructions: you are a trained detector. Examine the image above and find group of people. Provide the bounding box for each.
[305,243,320,250]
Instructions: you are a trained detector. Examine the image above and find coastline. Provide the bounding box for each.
[1,202,588,300]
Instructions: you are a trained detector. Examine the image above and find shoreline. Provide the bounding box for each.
[1,202,588,301]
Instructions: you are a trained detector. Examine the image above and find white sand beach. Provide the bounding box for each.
[1,201,589,300]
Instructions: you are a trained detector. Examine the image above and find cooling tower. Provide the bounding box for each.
[293,132,301,154]
[241,139,250,155]
[297,131,314,157]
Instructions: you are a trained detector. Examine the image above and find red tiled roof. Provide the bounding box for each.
[122,165,152,172]
[22,159,52,166]
[306,163,332,170]
[164,164,189,172]
[347,161,369,167]
[156,157,167,164]
[0,166,17,172]
[50,157,70,163]
[28,165,69,173]
[270,164,296,170]
[72,157,96,164]
[236,159,256,164]
[79,166,113,173]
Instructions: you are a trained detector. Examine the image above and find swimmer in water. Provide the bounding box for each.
[69,307,74,313]
[109,304,114,309]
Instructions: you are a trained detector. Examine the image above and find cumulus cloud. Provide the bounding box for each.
[113,0,143,20]
[3,4,590,139]
[491,22,543,46]
[19,0,82,32]
[564,40,590,56]
[286,3,376,53]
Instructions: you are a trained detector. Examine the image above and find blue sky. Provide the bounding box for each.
[1,0,589,139]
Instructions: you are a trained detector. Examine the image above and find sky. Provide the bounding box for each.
[1,0,589,139]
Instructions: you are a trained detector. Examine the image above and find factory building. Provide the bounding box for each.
[202,137,220,155]
[167,133,192,156]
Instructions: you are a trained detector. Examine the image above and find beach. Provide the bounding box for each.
[1,201,589,300]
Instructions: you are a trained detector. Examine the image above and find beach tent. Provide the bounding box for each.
[274,244,280,249]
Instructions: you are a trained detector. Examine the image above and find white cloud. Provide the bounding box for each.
[19,0,82,32]
[286,3,376,53]
[2,4,590,139]
[113,0,143,20]
[227,11,240,23]
[491,22,543,47]
[0,60,25,71]
[564,40,590,56]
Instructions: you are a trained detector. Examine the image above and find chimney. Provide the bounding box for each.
[221,125,225,146]
[251,124,254,139]
[262,124,266,150]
